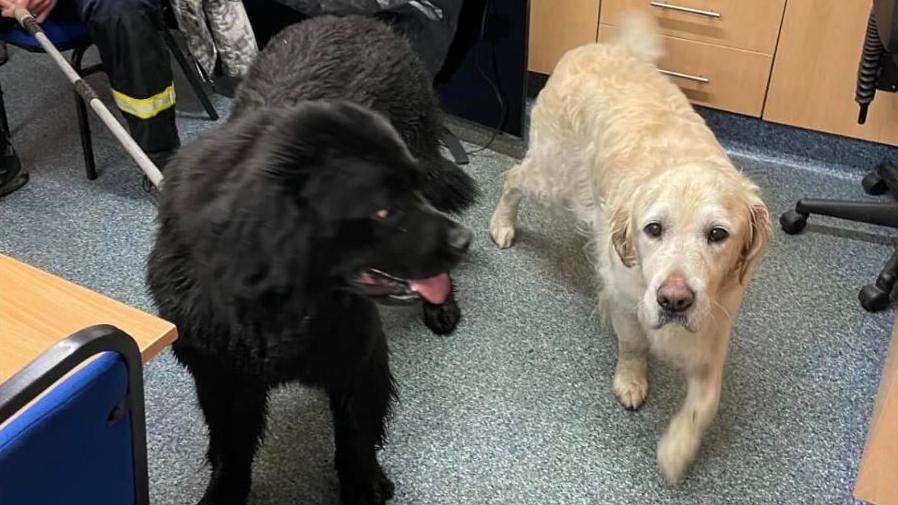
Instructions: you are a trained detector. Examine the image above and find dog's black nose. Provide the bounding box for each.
[448,226,473,253]
[657,293,694,313]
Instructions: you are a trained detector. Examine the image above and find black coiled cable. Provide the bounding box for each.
[857,8,885,124]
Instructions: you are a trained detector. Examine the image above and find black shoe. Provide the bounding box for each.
[147,148,177,171]
[0,141,28,197]
[141,148,176,203]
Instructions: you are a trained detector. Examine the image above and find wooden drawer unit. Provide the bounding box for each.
[600,0,786,54]
[599,24,773,116]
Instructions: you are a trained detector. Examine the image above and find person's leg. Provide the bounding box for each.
[0,81,27,197]
[0,132,27,197]
[0,16,12,61]
[74,0,180,167]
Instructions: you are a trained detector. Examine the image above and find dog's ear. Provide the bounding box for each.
[735,190,773,283]
[609,204,638,268]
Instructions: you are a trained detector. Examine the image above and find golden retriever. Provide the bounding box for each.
[489,13,772,482]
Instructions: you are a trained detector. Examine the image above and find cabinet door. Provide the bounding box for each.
[528,0,600,74]
[764,0,898,146]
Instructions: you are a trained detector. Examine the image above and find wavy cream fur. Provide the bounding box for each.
[489,13,772,483]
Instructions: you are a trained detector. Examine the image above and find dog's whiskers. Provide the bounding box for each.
[705,299,733,332]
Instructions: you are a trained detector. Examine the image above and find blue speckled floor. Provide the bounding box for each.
[1,48,895,504]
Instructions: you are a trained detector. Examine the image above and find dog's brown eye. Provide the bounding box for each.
[708,227,729,243]
[375,209,390,219]
[644,222,663,238]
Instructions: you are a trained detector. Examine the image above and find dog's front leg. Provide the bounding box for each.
[656,359,723,483]
[611,309,650,410]
[489,186,523,248]
[327,335,397,505]
[186,359,269,505]
[490,160,533,248]
[422,277,461,335]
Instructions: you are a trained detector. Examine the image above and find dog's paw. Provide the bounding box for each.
[197,493,245,505]
[197,473,250,505]
[423,299,461,335]
[340,467,395,505]
[375,466,396,501]
[656,424,699,484]
[489,214,516,249]
[613,365,648,410]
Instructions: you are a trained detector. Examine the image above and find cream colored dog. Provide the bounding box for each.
[490,14,772,482]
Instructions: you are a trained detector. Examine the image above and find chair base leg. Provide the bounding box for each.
[783,199,898,230]
[860,247,898,312]
[862,160,898,200]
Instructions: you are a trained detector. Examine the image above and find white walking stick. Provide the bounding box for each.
[13,5,164,188]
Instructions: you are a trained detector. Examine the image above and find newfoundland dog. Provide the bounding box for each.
[147,16,475,505]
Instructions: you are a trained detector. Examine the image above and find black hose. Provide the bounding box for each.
[857,8,884,124]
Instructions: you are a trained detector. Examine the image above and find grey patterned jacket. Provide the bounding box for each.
[171,0,445,78]
[170,0,258,78]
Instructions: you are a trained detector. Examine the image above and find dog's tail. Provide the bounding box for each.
[612,12,664,65]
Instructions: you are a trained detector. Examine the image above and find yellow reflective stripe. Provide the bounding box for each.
[111,84,176,120]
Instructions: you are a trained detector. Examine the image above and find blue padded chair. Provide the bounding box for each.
[0,9,218,181]
[0,325,149,505]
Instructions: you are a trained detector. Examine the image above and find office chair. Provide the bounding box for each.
[0,325,149,505]
[780,2,898,312]
[0,10,217,181]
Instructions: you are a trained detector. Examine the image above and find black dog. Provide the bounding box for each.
[233,15,477,335]
[147,17,474,505]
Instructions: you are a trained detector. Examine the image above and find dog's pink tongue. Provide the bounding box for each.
[408,273,451,304]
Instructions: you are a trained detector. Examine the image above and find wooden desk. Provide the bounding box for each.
[855,316,898,505]
[0,253,177,385]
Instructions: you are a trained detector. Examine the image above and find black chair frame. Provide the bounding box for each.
[0,324,149,505]
[781,161,898,312]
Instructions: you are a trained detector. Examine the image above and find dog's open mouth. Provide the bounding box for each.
[353,269,451,305]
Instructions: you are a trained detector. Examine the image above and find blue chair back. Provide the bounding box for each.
[0,325,148,505]
[0,16,90,52]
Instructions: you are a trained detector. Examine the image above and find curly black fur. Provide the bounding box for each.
[233,15,478,214]
[147,17,476,505]
[233,16,477,336]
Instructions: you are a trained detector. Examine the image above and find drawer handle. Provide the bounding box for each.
[649,1,721,18]
[659,69,710,83]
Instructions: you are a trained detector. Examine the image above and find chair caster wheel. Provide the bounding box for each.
[859,284,890,312]
[863,172,888,195]
[780,210,808,234]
